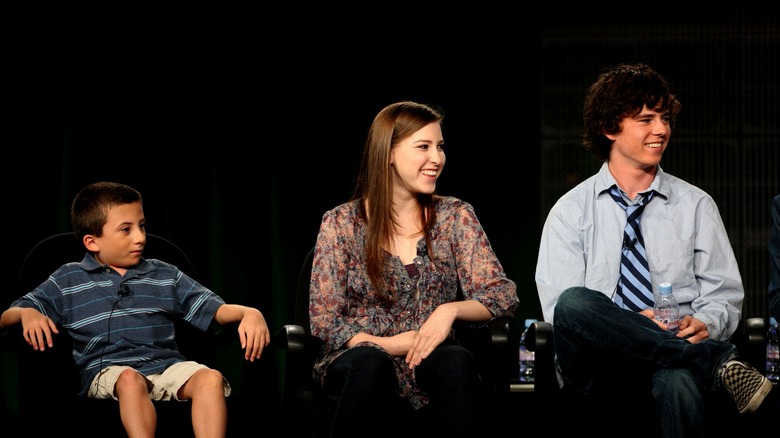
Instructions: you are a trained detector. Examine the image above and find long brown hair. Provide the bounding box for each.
[351,101,443,299]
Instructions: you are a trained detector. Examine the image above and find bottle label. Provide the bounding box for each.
[767,324,780,382]
[654,308,679,333]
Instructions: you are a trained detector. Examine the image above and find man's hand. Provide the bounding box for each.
[639,310,709,343]
[676,315,710,343]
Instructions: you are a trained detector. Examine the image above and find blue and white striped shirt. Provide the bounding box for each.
[10,253,225,395]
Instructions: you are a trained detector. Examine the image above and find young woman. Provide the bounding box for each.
[309,101,519,437]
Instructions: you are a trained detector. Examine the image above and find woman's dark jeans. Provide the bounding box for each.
[323,342,478,438]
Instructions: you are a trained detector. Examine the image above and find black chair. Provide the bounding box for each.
[1,232,241,437]
[526,317,775,437]
[273,247,514,438]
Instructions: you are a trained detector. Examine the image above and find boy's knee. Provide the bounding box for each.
[195,368,225,389]
[180,368,226,400]
[118,368,146,384]
[115,369,149,394]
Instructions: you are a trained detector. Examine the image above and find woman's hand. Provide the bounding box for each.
[405,305,456,369]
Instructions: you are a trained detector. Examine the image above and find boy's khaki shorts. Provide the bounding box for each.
[87,361,232,401]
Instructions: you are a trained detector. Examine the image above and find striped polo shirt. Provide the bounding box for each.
[10,253,225,395]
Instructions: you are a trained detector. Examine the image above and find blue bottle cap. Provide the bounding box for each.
[524,318,537,328]
[658,283,672,295]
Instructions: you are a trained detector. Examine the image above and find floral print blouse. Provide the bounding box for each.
[309,196,519,409]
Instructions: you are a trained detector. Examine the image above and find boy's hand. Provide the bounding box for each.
[237,307,270,362]
[20,308,59,351]
[214,304,271,361]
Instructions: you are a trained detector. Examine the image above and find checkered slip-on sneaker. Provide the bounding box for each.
[721,360,773,414]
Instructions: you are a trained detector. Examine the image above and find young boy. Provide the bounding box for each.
[0,181,270,437]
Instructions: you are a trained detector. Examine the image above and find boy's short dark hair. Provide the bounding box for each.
[71,182,142,240]
[582,63,682,161]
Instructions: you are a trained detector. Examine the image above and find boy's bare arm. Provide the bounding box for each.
[214,304,270,362]
[0,306,59,351]
[0,306,21,328]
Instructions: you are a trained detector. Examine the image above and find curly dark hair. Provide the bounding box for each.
[582,63,682,161]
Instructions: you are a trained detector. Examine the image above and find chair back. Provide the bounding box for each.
[5,231,249,436]
[282,247,324,406]
[14,231,215,366]
[293,246,315,334]
[16,232,200,296]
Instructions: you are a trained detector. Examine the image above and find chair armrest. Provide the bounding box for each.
[175,320,240,366]
[272,324,321,407]
[742,317,767,370]
[210,323,241,349]
[745,317,767,347]
[1,324,72,356]
[526,321,559,393]
[487,316,511,351]
[1,324,24,351]
[729,316,765,368]
[2,323,82,407]
[485,316,513,396]
[272,324,308,356]
[454,316,513,396]
[525,320,554,353]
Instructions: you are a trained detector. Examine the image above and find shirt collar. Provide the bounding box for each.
[78,252,153,276]
[595,161,670,203]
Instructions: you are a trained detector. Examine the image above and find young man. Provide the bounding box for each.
[1,181,270,437]
[535,63,772,437]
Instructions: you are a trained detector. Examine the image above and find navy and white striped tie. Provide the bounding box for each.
[609,186,655,311]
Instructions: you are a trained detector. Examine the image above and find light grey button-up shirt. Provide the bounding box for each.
[535,162,743,342]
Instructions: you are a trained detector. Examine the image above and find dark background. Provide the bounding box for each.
[2,5,778,421]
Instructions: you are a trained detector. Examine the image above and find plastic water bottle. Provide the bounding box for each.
[766,317,779,383]
[653,283,680,334]
[518,318,536,383]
